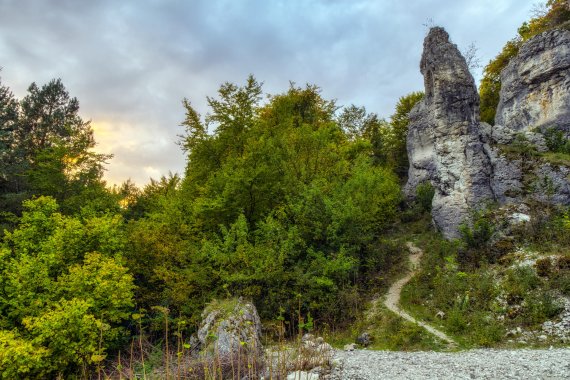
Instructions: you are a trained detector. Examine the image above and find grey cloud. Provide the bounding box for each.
[0,0,536,185]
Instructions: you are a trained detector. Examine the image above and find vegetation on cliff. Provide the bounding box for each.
[479,0,570,124]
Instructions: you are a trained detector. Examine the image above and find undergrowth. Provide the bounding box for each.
[399,206,570,348]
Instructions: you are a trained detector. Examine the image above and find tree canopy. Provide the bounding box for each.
[0,78,115,227]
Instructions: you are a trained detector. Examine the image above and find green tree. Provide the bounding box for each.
[19,79,111,202]
[0,197,134,378]
[389,91,424,177]
[120,173,180,220]
[0,77,20,191]
[479,39,520,124]
[129,79,402,328]
[0,78,114,216]
[337,105,391,166]
[0,77,26,227]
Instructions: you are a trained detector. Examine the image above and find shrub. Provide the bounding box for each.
[0,197,135,377]
[523,292,563,326]
[0,330,49,379]
[504,266,541,298]
[552,272,570,296]
[535,257,553,277]
[415,182,435,213]
[557,255,570,270]
[543,127,570,153]
[459,210,496,267]
[460,212,494,251]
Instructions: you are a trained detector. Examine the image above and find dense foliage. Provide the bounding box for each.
[0,197,134,378]
[0,78,117,231]
[0,73,415,376]
[127,77,404,328]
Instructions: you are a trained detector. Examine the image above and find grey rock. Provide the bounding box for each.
[303,340,317,350]
[509,212,531,224]
[298,334,334,371]
[525,132,548,152]
[487,124,548,152]
[316,342,333,353]
[496,29,570,133]
[186,335,201,357]
[287,371,319,380]
[489,124,517,145]
[485,144,524,204]
[404,100,436,199]
[533,163,570,204]
[343,343,357,351]
[197,298,262,358]
[356,332,371,347]
[405,27,494,238]
[405,27,570,242]
[302,333,315,343]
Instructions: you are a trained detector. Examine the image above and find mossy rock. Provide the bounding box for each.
[197,297,263,358]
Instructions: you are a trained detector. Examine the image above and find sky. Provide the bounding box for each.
[0,0,537,186]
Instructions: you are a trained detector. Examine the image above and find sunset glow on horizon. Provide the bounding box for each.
[1,0,536,187]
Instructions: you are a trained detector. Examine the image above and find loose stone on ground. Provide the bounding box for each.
[326,348,570,379]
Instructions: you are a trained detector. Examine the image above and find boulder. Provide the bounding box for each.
[196,297,262,358]
[343,343,357,351]
[300,334,333,366]
[496,29,570,133]
[356,332,371,347]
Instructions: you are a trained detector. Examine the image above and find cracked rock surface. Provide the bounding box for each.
[405,27,494,238]
[496,29,570,133]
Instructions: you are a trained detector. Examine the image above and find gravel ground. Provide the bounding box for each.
[326,348,570,379]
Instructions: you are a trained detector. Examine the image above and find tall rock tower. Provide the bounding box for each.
[405,27,494,238]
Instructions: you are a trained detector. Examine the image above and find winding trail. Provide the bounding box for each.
[325,243,570,379]
[383,242,457,346]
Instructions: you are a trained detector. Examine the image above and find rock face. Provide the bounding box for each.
[488,29,570,206]
[197,298,262,358]
[406,27,570,239]
[405,27,494,238]
[496,29,570,133]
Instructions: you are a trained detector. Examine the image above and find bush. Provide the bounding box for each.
[543,127,570,153]
[415,182,435,213]
[0,197,134,377]
[523,292,563,326]
[557,255,570,270]
[535,257,553,277]
[504,266,540,299]
[0,330,49,379]
[552,272,570,296]
[460,212,494,251]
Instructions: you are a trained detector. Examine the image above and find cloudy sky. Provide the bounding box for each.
[0,0,536,186]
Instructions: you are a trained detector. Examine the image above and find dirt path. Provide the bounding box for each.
[383,242,457,346]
